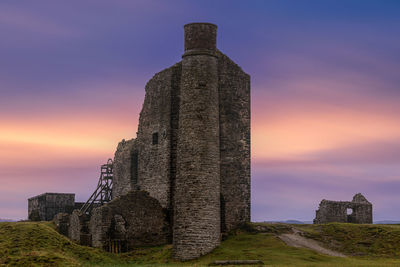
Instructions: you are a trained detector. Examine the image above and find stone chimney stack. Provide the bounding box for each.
[183,23,217,55]
[173,23,221,260]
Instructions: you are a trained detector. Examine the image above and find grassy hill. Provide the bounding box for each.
[2,222,400,266]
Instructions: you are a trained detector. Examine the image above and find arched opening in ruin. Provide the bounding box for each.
[347,208,353,215]
[346,207,355,223]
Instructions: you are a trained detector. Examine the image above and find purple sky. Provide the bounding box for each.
[1,0,400,221]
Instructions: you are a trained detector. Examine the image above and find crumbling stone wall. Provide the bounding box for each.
[53,213,70,236]
[135,64,181,209]
[68,210,91,246]
[28,193,75,221]
[112,139,138,198]
[314,193,373,224]
[111,64,182,211]
[89,190,169,251]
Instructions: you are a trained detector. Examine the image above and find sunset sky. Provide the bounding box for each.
[1,0,400,221]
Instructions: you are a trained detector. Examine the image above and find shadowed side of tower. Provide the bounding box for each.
[173,23,221,260]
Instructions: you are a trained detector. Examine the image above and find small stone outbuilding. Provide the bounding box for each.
[28,193,75,221]
[314,193,373,224]
[88,190,170,252]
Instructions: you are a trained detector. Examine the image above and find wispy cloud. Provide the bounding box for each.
[0,6,77,37]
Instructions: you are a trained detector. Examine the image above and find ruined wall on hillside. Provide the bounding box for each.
[28,193,75,221]
[135,64,181,209]
[89,190,169,251]
[112,139,137,198]
[314,193,373,224]
[68,210,91,246]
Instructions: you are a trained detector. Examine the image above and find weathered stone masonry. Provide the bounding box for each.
[89,191,169,251]
[314,193,373,224]
[28,193,75,221]
[112,22,250,260]
[173,23,221,260]
[112,139,137,198]
[30,23,250,261]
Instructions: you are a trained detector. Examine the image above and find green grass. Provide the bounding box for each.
[296,223,400,257]
[0,222,120,266]
[2,221,400,266]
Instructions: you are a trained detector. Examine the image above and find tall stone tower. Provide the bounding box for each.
[173,23,221,260]
[110,22,250,260]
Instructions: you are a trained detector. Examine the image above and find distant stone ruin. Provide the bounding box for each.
[29,22,251,261]
[28,193,83,221]
[313,193,372,224]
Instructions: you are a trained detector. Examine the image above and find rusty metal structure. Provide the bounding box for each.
[80,159,113,214]
[107,239,126,254]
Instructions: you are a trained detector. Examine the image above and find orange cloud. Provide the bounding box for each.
[253,103,400,160]
[0,113,139,168]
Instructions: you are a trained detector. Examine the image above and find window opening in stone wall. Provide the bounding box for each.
[152,132,158,145]
[347,208,353,215]
[346,208,353,215]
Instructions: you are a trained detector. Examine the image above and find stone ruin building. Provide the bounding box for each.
[28,193,83,221]
[28,23,250,261]
[313,193,372,224]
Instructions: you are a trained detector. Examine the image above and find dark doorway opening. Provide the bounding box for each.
[347,208,355,223]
